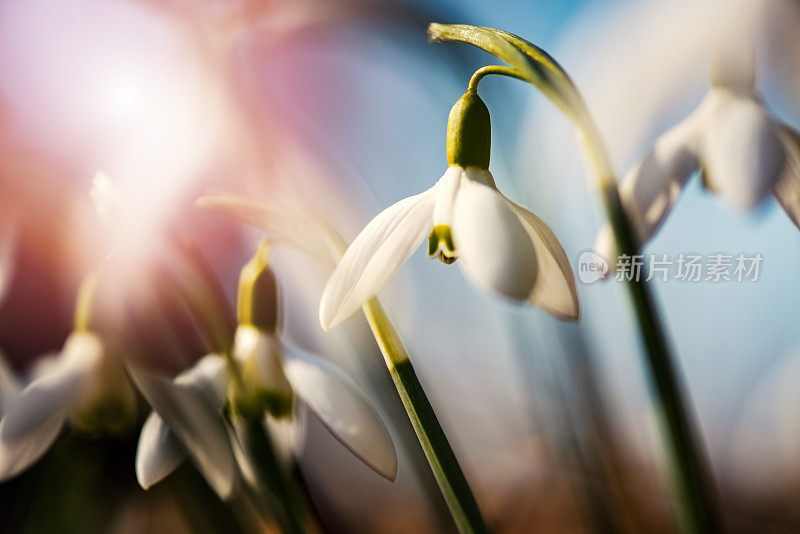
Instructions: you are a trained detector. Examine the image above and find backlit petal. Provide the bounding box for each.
[453,180,537,300]
[128,365,236,499]
[0,332,102,480]
[135,354,227,491]
[505,200,579,320]
[174,353,229,409]
[432,166,463,226]
[320,188,436,330]
[281,342,397,480]
[135,411,187,490]
[703,92,785,208]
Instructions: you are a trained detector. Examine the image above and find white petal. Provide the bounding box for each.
[128,365,236,499]
[432,166,464,226]
[319,189,436,330]
[453,180,537,300]
[0,410,64,482]
[135,411,188,490]
[595,95,708,264]
[196,196,334,262]
[0,333,102,480]
[703,92,785,208]
[281,342,397,480]
[709,22,755,92]
[504,200,579,320]
[772,124,800,231]
[174,354,229,409]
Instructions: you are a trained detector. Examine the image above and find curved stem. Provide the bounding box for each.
[468,65,528,93]
[362,298,489,534]
[428,23,723,533]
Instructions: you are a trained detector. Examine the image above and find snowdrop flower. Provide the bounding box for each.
[131,353,237,498]
[320,90,579,328]
[0,329,136,481]
[135,246,398,493]
[595,41,800,264]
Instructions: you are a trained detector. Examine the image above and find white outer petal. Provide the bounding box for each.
[594,93,710,267]
[432,166,463,226]
[504,199,580,321]
[0,332,102,481]
[135,411,188,490]
[135,353,228,490]
[128,365,236,500]
[281,341,397,481]
[196,196,334,263]
[703,91,785,208]
[773,124,800,231]
[319,188,436,330]
[174,353,229,409]
[453,179,537,300]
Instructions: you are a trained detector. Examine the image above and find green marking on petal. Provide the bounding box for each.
[427,225,457,265]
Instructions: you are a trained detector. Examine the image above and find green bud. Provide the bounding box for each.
[446,90,491,169]
[237,243,278,333]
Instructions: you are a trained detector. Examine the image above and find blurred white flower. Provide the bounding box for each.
[320,91,579,329]
[131,353,236,499]
[135,324,398,494]
[595,41,800,265]
[0,331,136,481]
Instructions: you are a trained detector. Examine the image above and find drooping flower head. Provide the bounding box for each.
[595,31,800,264]
[0,272,137,482]
[135,243,398,495]
[320,88,580,329]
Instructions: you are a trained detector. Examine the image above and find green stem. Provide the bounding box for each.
[468,65,528,93]
[237,415,307,534]
[596,177,723,533]
[565,83,723,534]
[429,23,723,531]
[362,298,489,534]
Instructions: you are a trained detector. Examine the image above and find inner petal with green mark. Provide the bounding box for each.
[427,225,457,265]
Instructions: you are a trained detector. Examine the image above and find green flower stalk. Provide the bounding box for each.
[135,240,400,534]
[427,23,722,533]
[199,196,490,534]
